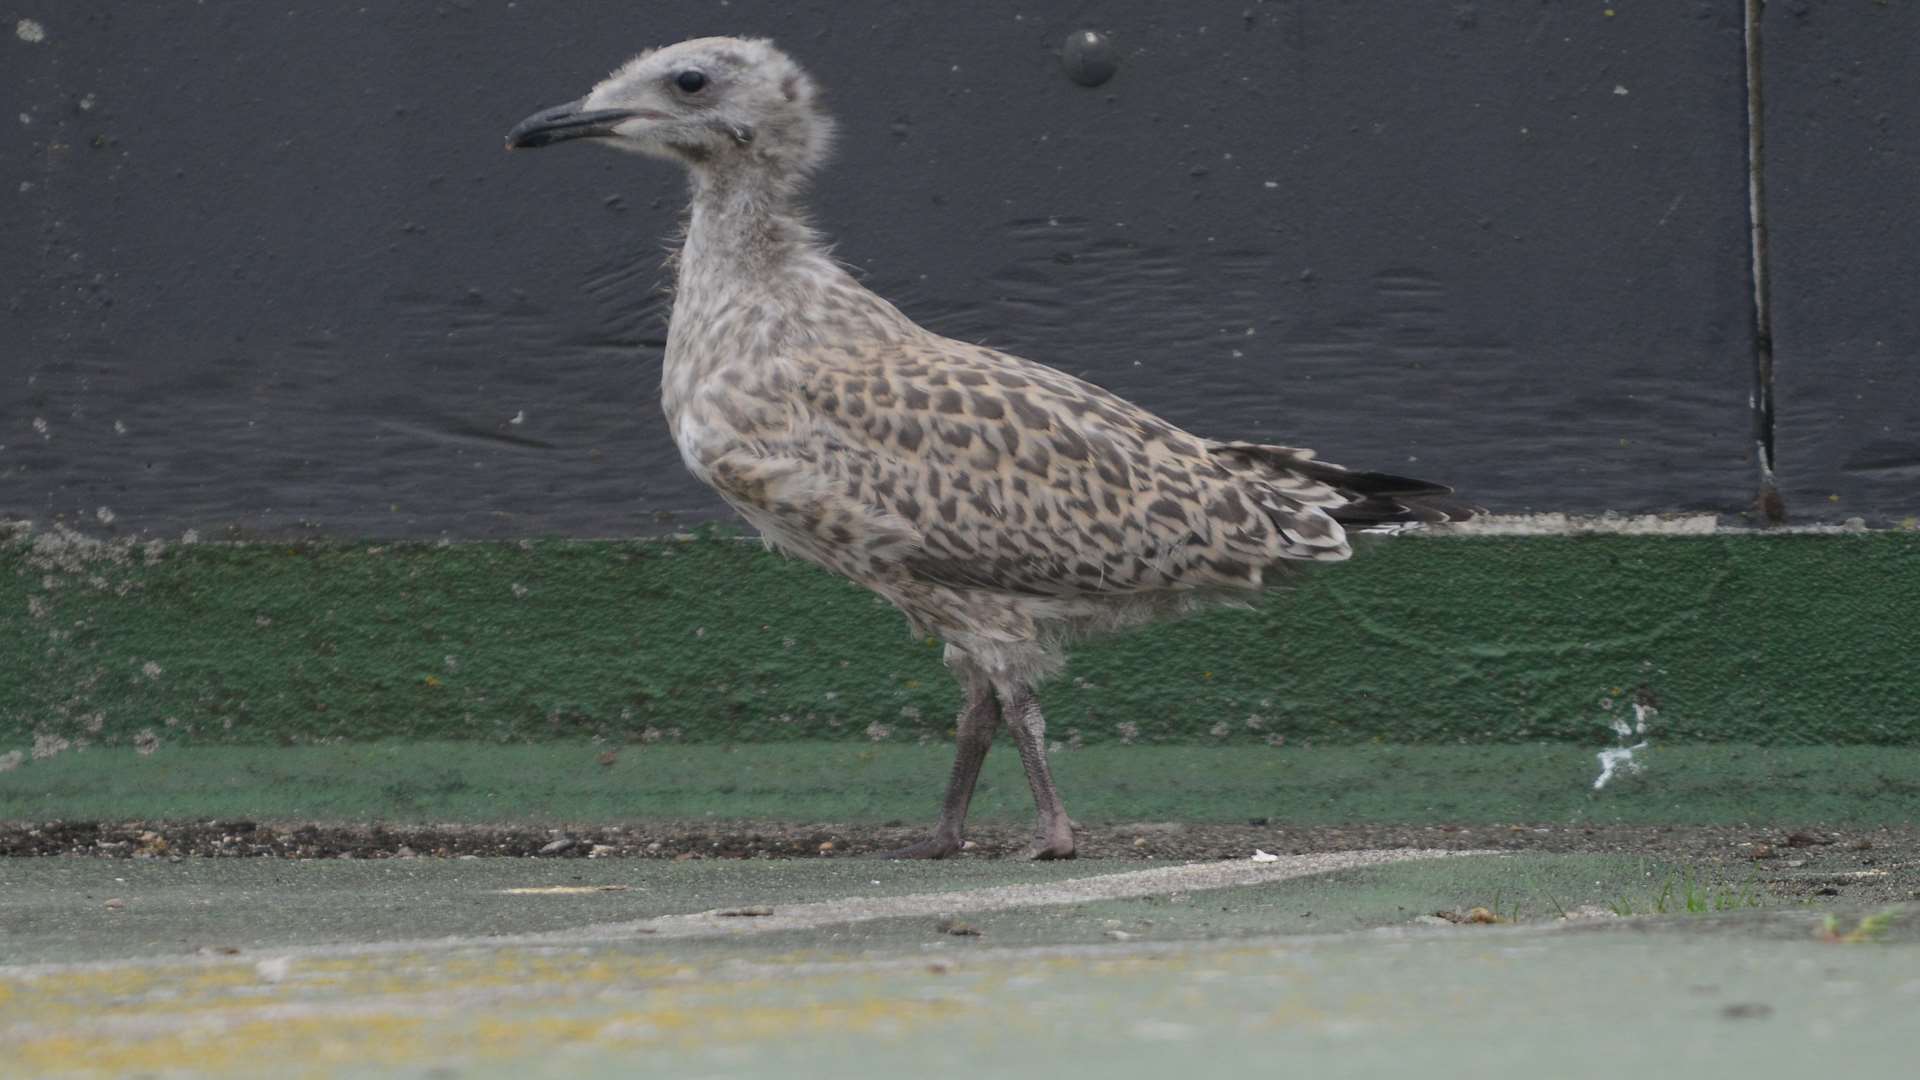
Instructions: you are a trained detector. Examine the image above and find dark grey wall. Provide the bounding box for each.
[1,2,1909,538]
[1763,1,1920,523]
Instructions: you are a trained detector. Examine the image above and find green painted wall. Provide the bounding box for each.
[4,522,1917,752]
[9,744,1920,827]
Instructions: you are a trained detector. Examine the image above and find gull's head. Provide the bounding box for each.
[507,37,831,182]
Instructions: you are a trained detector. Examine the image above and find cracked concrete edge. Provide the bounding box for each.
[1433,511,1920,535]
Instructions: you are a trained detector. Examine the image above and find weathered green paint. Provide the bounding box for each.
[5,744,1919,827]
[4,524,1918,750]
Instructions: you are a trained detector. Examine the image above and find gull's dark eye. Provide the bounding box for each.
[675,70,708,93]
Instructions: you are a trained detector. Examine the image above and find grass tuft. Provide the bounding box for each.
[1609,870,1764,917]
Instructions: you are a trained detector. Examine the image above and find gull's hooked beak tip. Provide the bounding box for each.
[506,99,638,151]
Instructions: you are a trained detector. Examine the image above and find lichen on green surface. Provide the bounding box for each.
[4,523,1918,751]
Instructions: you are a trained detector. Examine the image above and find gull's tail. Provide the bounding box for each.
[1208,440,1479,533]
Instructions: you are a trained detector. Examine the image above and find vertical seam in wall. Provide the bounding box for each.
[1744,0,1783,523]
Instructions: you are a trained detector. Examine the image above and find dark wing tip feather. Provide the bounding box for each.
[1325,469,1481,526]
[1207,442,1479,527]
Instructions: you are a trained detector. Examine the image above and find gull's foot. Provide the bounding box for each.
[1018,833,1076,861]
[876,834,964,860]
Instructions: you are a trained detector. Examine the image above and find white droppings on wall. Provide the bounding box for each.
[31,733,71,760]
[1594,696,1656,791]
[15,19,47,43]
[1592,743,1646,790]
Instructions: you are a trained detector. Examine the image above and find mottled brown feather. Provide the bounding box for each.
[736,336,1371,601]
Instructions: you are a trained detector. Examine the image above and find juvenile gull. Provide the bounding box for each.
[507,37,1474,859]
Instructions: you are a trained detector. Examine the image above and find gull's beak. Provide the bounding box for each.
[506,99,638,149]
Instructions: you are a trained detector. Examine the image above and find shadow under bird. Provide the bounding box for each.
[507,37,1474,860]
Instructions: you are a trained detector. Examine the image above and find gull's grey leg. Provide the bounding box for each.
[1000,683,1076,860]
[878,658,999,859]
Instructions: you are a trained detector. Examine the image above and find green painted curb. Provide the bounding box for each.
[4,524,1918,750]
[4,744,1918,826]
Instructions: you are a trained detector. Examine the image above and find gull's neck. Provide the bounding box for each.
[679,166,815,289]
[663,165,823,422]
[662,161,920,424]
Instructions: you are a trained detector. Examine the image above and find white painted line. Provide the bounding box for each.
[0,849,1495,977]
[538,847,1495,942]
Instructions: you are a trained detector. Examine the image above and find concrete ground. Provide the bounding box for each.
[6,744,1918,1075]
[4,850,1917,1078]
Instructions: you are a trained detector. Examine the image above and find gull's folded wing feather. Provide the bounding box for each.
[728,336,1365,598]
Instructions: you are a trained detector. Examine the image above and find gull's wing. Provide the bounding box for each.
[741,334,1373,598]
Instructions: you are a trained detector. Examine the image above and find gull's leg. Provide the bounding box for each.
[999,683,1076,860]
[878,659,999,859]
